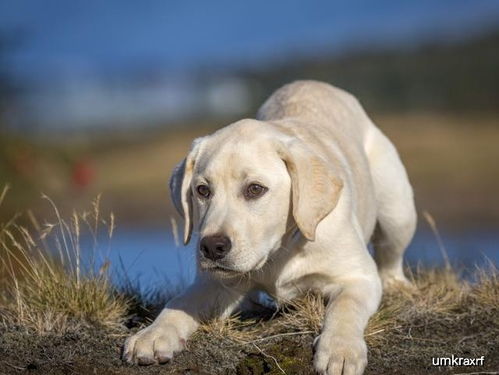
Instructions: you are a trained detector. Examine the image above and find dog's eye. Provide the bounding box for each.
[245,183,267,199]
[196,184,211,198]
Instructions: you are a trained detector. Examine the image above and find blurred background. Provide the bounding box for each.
[0,0,498,285]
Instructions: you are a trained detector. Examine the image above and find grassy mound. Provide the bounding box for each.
[0,191,497,374]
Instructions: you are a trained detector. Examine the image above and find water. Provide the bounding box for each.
[96,227,498,291]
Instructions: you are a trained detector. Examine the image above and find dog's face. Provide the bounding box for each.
[170,119,343,278]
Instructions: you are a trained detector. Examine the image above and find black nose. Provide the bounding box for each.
[200,235,232,261]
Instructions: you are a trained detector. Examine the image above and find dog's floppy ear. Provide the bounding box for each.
[169,137,205,245]
[277,139,343,241]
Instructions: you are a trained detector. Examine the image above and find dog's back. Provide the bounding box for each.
[257,80,372,140]
[257,80,378,237]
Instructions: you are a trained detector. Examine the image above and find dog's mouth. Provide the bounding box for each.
[254,254,269,270]
[205,254,269,276]
[199,252,271,278]
[201,264,242,278]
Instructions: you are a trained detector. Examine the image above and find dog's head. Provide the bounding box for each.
[169,119,343,278]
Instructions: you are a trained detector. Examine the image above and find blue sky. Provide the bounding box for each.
[1,0,499,81]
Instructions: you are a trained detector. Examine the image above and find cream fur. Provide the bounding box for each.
[123,81,416,375]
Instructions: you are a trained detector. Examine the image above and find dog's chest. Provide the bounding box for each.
[252,252,322,302]
[254,280,300,303]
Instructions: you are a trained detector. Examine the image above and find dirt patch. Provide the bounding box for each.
[1,302,497,375]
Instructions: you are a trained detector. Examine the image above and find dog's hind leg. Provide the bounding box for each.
[365,126,417,288]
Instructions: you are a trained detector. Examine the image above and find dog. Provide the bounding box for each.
[123,81,416,375]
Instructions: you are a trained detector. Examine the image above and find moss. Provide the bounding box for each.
[237,353,272,375]
[236,337,314,375]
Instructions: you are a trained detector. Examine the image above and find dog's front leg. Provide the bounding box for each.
[314,277,382,375]
[123,275,246,365]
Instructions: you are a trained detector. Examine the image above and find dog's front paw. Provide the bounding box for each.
[313,334,367,375]
[122,324,186,365]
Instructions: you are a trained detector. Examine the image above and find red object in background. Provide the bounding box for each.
[71,159,94,188]
[11,147,35,177]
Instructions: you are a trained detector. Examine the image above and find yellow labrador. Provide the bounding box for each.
[123,81,416,375]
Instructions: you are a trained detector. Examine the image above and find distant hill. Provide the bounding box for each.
[246,30,499,113]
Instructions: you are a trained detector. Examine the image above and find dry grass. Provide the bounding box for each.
[1,186,497,343]
[0,188,497,373]
[471,265,499,308]
[193,268,498,373]
[0,189,129,333]
[199,266,498,351]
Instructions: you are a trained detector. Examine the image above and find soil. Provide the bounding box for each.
[0,307,497,375]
